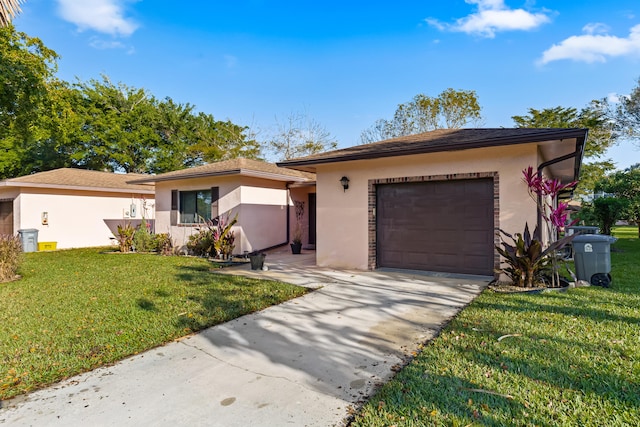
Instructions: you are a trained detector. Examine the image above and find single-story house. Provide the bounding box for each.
[278,128,587,277]
[0,168,155,249]
[129,158,316,254]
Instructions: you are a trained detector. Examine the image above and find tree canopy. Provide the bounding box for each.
[615,77,640,144]
[596,164,640,237]
[0,26,260,178]
[512,104,618,197]
[0,25,58,178]
[360,88,482,144]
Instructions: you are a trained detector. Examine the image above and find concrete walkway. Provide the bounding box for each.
[0,249,490,427]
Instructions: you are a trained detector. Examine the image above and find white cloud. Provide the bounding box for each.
[607,93,620,103]
[89,38,125,49]
[582,22,610,35]
[539,24,640,64]
[426,0,551,38]
[56,0,138,37]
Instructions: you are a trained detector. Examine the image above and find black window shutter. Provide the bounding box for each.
[171,190,178,210]
[211,187,219,219]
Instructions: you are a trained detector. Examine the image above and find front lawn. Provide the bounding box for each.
[352,227,640,426]
[0,248,308,400]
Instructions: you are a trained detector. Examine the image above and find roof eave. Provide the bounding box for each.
[1,181,155,195]
[130,168,312,184]
[278,129,589,173]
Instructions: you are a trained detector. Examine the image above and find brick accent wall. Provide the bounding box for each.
[368,172,500,277]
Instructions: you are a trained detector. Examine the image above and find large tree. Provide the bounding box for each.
[59,76,261,174]
[0,25,58,178]
[0,0,23,27]
[512,104,618,197]
[615,77,640,145]
[188,113,261,166]
[267,112,337,160]
[360,88,482,144]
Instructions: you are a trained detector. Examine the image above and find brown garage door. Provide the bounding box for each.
[377,179,494,275]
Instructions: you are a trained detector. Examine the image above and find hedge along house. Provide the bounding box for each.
[278,128,587,278]
[0,168,155,249]
[129,158,316,255]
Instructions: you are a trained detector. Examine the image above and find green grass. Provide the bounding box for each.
[0,248,308,399]
[352,228,640,426]
[612,225,639,239]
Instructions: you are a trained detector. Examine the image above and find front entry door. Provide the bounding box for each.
[0,201,14,235]
[308,193,316,245]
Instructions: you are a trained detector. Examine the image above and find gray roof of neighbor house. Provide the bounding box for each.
[2,168,155,194]
[128,158,316,184]
[277,128,588,181]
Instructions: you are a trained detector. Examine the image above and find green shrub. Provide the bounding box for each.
[132,221,154,252]
[0,234,23,282]
[186,214,238,258]
[187,226,215,257]
[153,233,173,256]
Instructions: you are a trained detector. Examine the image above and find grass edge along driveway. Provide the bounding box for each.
[0,248,308,400]
[351,226,640,427]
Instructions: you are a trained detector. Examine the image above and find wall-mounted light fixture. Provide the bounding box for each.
[340,176,350,192]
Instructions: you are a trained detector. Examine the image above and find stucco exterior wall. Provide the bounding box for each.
[13,188,154,249]
[154,176,289,254]
[314,144,540,270]
[289,186,316,247]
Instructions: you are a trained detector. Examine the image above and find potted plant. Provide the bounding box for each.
[248,251,266,270]
[291,200,304,254]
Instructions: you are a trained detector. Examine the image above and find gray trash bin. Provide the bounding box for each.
[572,234,617,287]
[17,228,39,253]
[567,225,599,236]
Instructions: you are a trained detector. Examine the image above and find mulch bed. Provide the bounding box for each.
[488,281,574,294]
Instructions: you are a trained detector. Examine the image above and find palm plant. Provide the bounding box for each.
[1,0,24,27]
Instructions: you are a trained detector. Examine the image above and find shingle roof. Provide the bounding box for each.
[128,158,316,184]
[4,168,154,194]
[277,128,588,172]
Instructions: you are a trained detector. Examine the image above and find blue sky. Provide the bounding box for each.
[12,0,640,169]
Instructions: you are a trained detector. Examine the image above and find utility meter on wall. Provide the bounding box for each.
[130,203,137,218]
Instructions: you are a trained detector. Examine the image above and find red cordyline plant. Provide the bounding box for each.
[522,166,578,231]
[522,166,578,286]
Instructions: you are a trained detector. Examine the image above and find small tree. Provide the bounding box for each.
[592,197,629,235]
[597,164,640,237]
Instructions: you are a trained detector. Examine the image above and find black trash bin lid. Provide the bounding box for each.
[572,234,617,243]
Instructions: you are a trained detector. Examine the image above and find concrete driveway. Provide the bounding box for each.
[0,249,490,427]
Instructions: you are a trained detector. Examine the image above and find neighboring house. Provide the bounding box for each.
[278,128,587,277]
[0,168,155,249]
[129,158,315,254]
